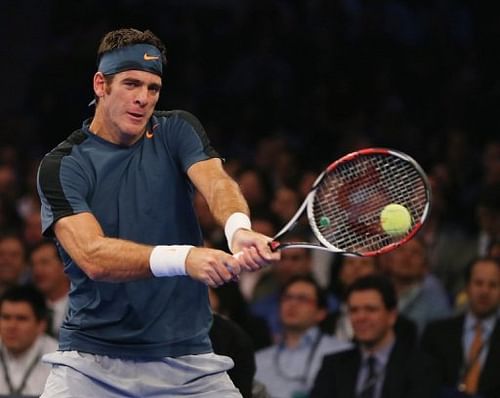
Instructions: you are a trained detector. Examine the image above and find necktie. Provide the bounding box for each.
[462,322,483,394]
[359,356,377,398]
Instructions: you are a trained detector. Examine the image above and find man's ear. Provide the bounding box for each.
[93,72,106,98]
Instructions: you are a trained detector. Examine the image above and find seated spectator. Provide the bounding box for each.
[330,255,380,341]
[0,233,30,295]
[255,275,351,398]
[30,240,69,337]
[421,257,500,398]
[251,241,339,340]
[311,275,439,398]
[209,313,256,398]
[0,284,58,396]
[209,283,271,351]
[383,237,451,334]
[329,255,417,346]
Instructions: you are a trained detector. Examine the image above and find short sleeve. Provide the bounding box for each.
[37,153,91,237]
[161,110,221,172]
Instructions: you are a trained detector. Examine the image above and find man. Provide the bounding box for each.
[255,275,351,398]
[0,285,58,396]
[384,237,450,334]
[0,233,30,295]
[30,240,70,337]
[36,28,279,397]
[311,275,439,398]
[421,257,500,397]
[251,236,338,340]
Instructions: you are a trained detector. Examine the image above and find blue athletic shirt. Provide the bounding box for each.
[37,110,219,358]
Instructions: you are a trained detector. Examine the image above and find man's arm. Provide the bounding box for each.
[187,158,280,270]
[54,212,240,286]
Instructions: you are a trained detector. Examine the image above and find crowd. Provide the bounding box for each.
[1,0,500,397]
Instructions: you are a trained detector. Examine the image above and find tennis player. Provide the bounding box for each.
[36,28,279,397]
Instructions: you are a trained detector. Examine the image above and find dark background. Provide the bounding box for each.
[1,1,499,165]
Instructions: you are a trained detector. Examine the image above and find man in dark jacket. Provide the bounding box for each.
[311,275,439,398]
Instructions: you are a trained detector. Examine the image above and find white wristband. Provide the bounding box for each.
[224,212,252,249]
[149,245,194,277]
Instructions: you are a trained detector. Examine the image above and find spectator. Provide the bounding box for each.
[384,237,451,334]
[421,257,500,397]
[0,233,30,295]
[30,240,69,337]
[209,313,256,398]
[209,284,271,351]
[255,275,351,398]
[0,284,58,396]
[475,184,500,257]
[251,238,339,340]
[311,275,439,398]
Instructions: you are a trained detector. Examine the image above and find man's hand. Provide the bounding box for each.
[231,229,281,272]
[185,247,241,287]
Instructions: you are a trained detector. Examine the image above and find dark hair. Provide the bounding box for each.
[94,28,167,103]
[29,238,59,259]
[97,28,167,66]
[345,274,397,310]
[280,274,328,309]
[0,284,48,321]
[464,256,500,284]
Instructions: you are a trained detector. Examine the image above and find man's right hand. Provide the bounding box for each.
[185,247,241,287]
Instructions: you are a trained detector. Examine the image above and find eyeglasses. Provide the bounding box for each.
[281,293,317,305]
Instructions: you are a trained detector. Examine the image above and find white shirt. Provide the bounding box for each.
[48,295,69,336]
[255,327,352,398]
[0,334,58,396]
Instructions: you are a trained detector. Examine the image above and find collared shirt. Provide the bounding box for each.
[0,334,58,396]
[462,312,497,368]
[355,337,395,398]
[255,326,352,398]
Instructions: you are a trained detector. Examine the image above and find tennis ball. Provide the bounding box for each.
[380,204,412,236]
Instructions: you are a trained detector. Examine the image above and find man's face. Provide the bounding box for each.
[280,281,326,333]
[348,289,396,349]
[386,239,427,283]
[97,70,161,142]
[0,301,45,356]
[0,237,25,284]
[31,244,68,296]
[274,248,311,284]
[466,260,500,318]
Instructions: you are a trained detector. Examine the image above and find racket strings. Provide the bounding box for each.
[312,154,428,254]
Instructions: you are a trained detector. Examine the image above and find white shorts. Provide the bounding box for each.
[41,351,242,398]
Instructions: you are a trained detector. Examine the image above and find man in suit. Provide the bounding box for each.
[311,274,439,398]
[421,257,500,398]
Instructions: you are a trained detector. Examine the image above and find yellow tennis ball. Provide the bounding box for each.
[380,204,412,236]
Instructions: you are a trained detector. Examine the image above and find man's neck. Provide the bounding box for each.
[284,328,310,349]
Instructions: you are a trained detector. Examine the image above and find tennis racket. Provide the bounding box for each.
[269,148,431,257]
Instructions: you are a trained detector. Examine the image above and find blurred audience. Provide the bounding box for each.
[421,257,500,398]
[0,284,58,397]
[254,275,351,398]
[30,240,69,337]
[0,233,30,296]
[209,313,256,398]
[250,238,339,341]
[311,275,439,398]
[209,283,271,351]
[383,237,451,334]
